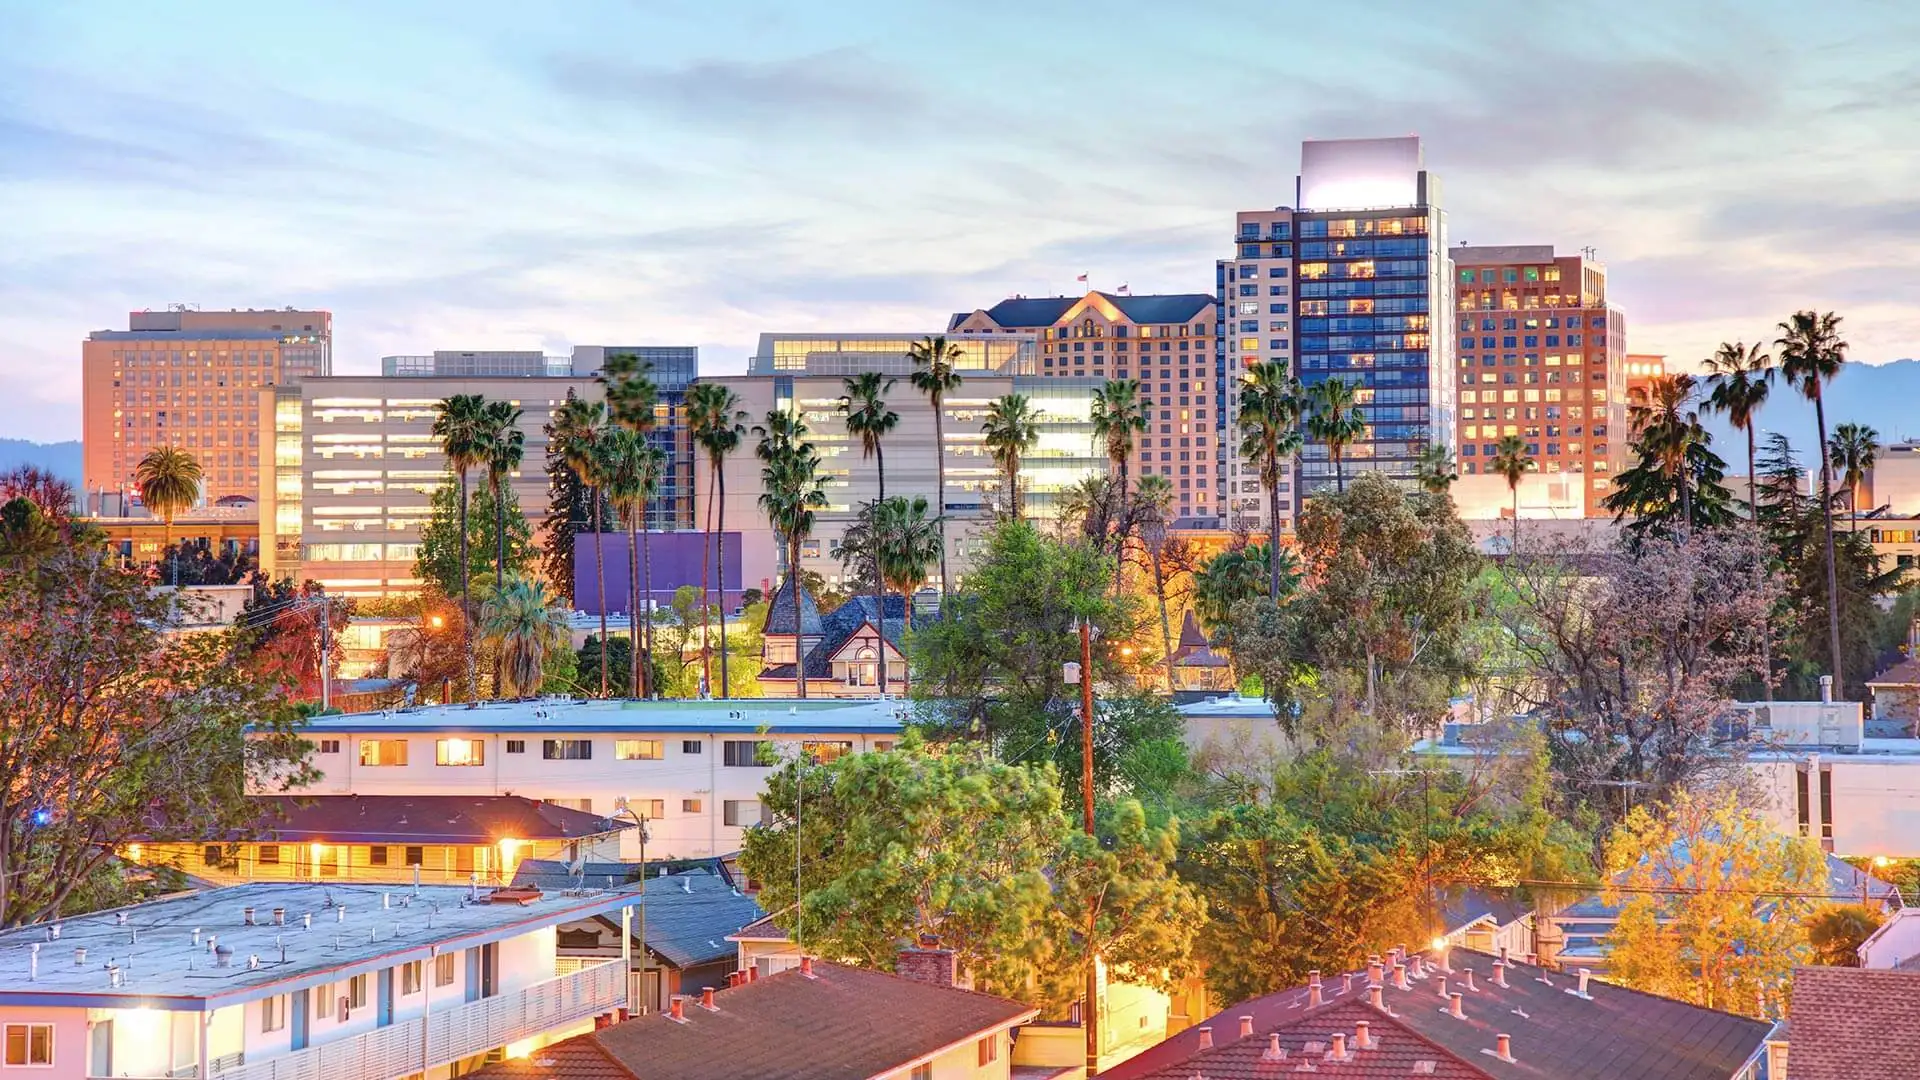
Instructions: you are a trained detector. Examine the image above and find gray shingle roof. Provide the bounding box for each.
[801,594,914,679]
[1788,966,1920,1079]
[763,575,823,637]
[630,870,765,968]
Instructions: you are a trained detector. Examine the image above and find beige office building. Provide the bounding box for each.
[703,333,1107,594]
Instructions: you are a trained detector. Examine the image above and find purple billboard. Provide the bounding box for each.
[573,531,744,614]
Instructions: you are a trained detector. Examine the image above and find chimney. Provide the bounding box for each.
[1196,1027,1213,1051]
[243,907,255,926]
[1239,1015,1255,1039]
[1491,1033,1514,1063]
[1368,985,1385,1010]
[1463,970,1477,992]
[1329,1032,1348,1060]
[1262,1033,1288,1062]
[669,997,686,1023]
[800,956,817,979]
[895,946,960,989]
[1448,992,1464,1019]
[1355,1020,1372,1050]
[700,987,717,1011]
[747,966,757,983]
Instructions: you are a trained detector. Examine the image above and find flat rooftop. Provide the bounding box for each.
[289,697,914,736]
[0,882,639,1010]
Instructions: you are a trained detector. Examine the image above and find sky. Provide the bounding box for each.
[3,0,1919,443]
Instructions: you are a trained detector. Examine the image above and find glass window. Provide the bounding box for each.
[683,798,703,813]
[682,740,703,754]
[5,1024,54,1066]
[400,961,423,996]
[436,952,458,987]
[543,739,593,760]
[436,738,484,766]
[723,740,767,767]
[615,739,664,760]
[359,739,407,766]
[506,739,526,754]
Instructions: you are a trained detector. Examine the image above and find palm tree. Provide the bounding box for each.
[134,445,203,586]
[600,428,663,698]
[839,371,899,691]
[908,336,964,606]
[1306,377,1366,493]
[757,410,828,698]
[1830,421,1881,529]
[1414,442,1458,495]
[432,393,490,701]
[1090,378,1149,497]
[480,400,525,591]
[1134,473,1179,692]
[1777,310,1849,687]
[1235,362,1304,599]
[481,576,568,698]
[1629,374,1704,533]
[600,353,660,698]
[552,397,611,696]
[1489,434,1535,549]
[981,393,1040,520]
[688,384,747,697]
[871,494,942,695]
[1701,342,1775,522]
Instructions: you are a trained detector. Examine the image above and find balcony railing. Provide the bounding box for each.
[96,961,624,1080]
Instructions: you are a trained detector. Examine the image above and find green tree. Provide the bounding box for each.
[1603,789,1825,1018]
[687,383,748,698]
[576,633,635,698]
[1701,341,1774,521]
[432,394,491,699]
[600,353,661,698]
[840,372,900,689]
[1090,378,1149,499]
[872,494,943,694]
[414,477,534,604]
[1489,434,1534,548]
[134,445,203,586]
[756,410,828,699]
[1604,392,1736,544]
[1830,421,1881,527]
[1306,377,1366,493]
[481,575,568,698]
[540,390,611,607]
[552,396,613,695]
[1778,310,1850,690]
[1236,361,1305,597]
[739,738,1202,1012]
[0,546,316,925]
[909,336,964,605]
[1134,474,1180,691]
[982,393,1040,520]
[599,428,665,698]
[1414,442,1458,495]
[1192,542,1298,659]
[1805,904,1883,967]
[479,400,525,592]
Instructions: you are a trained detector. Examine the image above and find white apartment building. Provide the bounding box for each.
[268,698,908,859]
[0,881,638,1080]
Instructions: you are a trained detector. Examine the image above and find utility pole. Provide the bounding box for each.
[316,594,332,711]
[1072,618,1099,1077]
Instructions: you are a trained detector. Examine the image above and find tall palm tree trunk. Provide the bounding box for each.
[1747,425,1773,702]
[1814,392,1845,687]
[593,489,608,698]
[1152,545,1176,693]
[899,582,913,697]
[791,533,808,700]
[628,510,642,698]
[458,470,475,702]
[873,445,888,695]
[933,403,949,614]
[163,514,176,587]
[492,476,507,698]
[1007,457,1021,521]
[641,502,656,698]
[1333,449,1346,494]
[716,465,731,698]
[700,469,715,696]
[1511,484,1520,551]
[1267,483,1283,601]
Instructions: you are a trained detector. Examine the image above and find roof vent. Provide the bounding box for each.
[272,907,285,926]
[1196,1027,1212,1050]
[214,946,233,968]
[243,907,256,926]
[1463,969,1477,992]
[1413,1062,1437,1075]
[1480,1033,1515,1064]
[73,947,87,966]
[1447,992,1464,1019]
[1261,1034,1288,1062]
[1355,1020,1374,1050]
[1239,1015,1255,1039]
[1566,968,1592,1000]
[1327,1032,1349,1061]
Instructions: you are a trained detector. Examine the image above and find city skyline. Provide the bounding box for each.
[5,0,1920,442]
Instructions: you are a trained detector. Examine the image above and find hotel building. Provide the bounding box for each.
[82,308,331,504]
[1449,245,1627,518]
[705,332,1106,591]
[948,291,1221,528]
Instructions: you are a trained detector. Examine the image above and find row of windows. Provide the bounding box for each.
[1458,315,1606,331]
[1461,442,1607,460]
[1043,321,1207,340]
[1297,279,1430,298]
[260,961,452,1034]
[1297,297,1426,316]
[1297,216,1428,238]
[1299,315,1431,333]
[1297,258,1429,280]
[1463,334,1587,348]
[333,736,881,767]
[1455,265,1563,284]
[1237,221,1293,241]
[1299,238,1428,258]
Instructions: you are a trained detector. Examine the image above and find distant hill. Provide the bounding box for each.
[1695,358,1920,463]
[0,439,80,484]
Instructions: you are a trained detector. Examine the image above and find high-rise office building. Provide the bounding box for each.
[950,290,1221,526]
[1217,137,1452,534]
[1450,246,1627,517]
[82,307,331,504]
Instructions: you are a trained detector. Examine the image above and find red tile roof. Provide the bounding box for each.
[1788,966,1920,1080]
[1128,999,1485,1079]
[471,961,1036,1080]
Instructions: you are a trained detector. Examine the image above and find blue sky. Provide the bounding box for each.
[3,0,1918,442]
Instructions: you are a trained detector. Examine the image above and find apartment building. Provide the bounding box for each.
[950,291,1221,528]
[0,881,638,1080]
[262,346,696,597]
[705,332,1105,591]
[267,697,908,859]
[1449,245,1627,518]
[82,308,331,504]
[1213,137,1452,534]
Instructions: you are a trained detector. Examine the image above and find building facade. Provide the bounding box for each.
[0,881,637,1080]
[82,308,331,505]
[1449,245,1627,518]
[267,698,908,859]
[950,291,1221,528]
[1217,209,1297,532]
[704,332,1105,592]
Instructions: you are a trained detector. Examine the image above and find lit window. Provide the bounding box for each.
[615,739,664,761]
[4,1024,51,1067]
[436,738,484,766]
[359,739,408,767]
